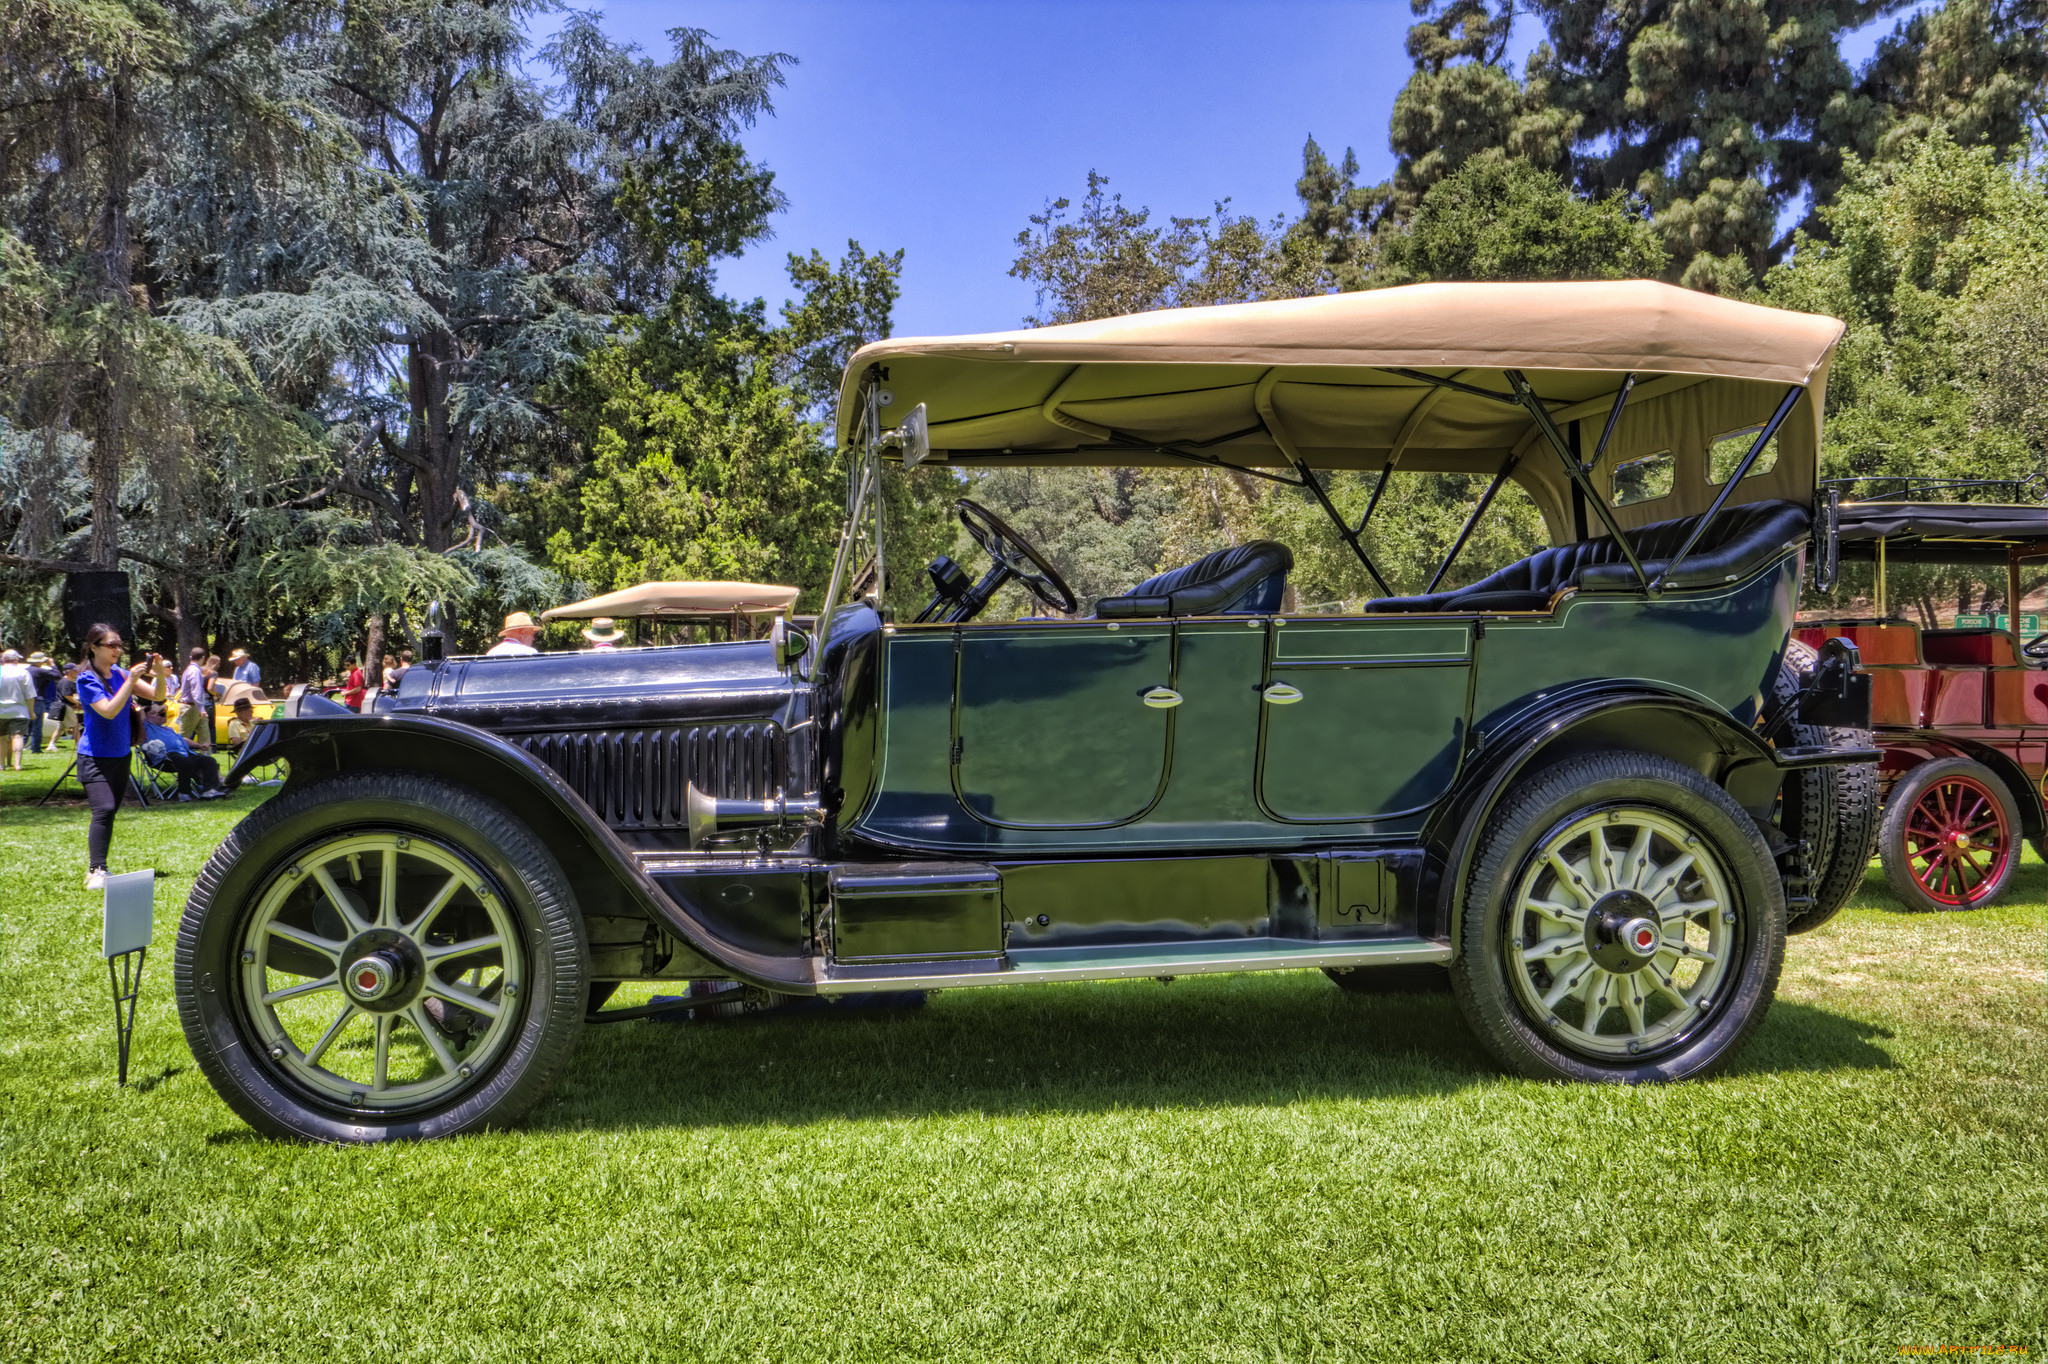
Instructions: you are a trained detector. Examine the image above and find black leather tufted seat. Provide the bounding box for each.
[1097,540,1294,619]
[1368,500,1812,613]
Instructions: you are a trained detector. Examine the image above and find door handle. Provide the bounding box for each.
[1261,682,1304,705]
[1140,686,1182,709]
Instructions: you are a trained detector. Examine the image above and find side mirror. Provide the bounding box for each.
[882,402,930,466]
[770,617,810,672]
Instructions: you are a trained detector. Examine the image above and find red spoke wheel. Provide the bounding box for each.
[1878,759,2021,912]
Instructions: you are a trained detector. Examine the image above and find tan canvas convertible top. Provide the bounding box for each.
[541,581,800,621]
[836,281,1845,540]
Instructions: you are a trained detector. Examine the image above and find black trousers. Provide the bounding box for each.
[77,752,130,871]
[163,751,220,795]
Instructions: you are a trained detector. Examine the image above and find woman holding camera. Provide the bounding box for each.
[76,623,166,890]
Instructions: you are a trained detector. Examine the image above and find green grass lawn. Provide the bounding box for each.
[3,743,2045,1361]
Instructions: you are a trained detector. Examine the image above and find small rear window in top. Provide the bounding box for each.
[1709,427,1780,484]
[1610,450,1675,507]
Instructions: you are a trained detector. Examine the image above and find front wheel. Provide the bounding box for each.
[1878,758,2020,912]
[175,771,588,1141]
[1450,751,1786,1084]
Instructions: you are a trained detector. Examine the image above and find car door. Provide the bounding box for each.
[952,620,1176,828]
[1257,619,1473,821]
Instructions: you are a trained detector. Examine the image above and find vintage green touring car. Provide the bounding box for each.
[176,281,1878,1141]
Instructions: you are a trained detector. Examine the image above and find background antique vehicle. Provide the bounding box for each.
[175,281,1879,1142]
[540,580,802,644]
[1797,489,2048,911]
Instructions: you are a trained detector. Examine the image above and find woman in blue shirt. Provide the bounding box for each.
[75,623,167,890]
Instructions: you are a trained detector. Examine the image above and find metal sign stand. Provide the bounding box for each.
[101,870,155,1086]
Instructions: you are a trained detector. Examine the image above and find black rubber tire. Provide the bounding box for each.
[1449,750,1786,1084]
[1324,963,1451,994]
[175,770,588,1142]
[1877,757,2023,912]
[1770,640,1879,935]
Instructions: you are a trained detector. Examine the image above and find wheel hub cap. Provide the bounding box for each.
[338,930,423,1012]
[1587,890,1661,973]
[348,956,396,1001]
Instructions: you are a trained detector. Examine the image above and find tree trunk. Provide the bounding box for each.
[171,576,203,665]
[363,613,387,682]
[89,60,136,571]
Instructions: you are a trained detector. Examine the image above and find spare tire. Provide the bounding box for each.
[1769,639,1879,935]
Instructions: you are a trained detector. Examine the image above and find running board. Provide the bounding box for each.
[817,937,1452,994]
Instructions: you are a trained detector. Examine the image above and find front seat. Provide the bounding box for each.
[1096,541,1293,618]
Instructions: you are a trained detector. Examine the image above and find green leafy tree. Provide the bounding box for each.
[1334,1,2048,292]
[185,5,792,555]
[1372,159,1669,285]
[0,1,335,657]
[1765,132,2048,623]
[539,239,949,615]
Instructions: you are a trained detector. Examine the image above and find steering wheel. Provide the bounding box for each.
[2023,633,2048,660]
[956,498,1078,616]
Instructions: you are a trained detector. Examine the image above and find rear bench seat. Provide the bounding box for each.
[1368,500,1812,613]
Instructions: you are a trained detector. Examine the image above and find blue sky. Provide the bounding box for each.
[549,2,1925,338]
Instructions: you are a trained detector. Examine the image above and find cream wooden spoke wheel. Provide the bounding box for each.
[176,771,587,1142]
[240,832,523,1109]
[1452,751,1785,1085]
[1503,808,1734,1060]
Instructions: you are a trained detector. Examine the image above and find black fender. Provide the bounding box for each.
[226,715,821,992]
[1420,682,1801,953]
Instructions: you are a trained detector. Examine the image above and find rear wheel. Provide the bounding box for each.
[1451,751,1785,1084]
[1878,758,2020,911]
[176,771,588,1141]
[1772,640,1878,935]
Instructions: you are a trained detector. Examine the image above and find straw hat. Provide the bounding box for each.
[500,611,539,637]
[27,651,51,666]
[581,617,623,644]
[228,648,250,662]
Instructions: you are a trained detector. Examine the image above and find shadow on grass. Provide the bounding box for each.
[537,974,1900,1133]
[132,1064,185,1094]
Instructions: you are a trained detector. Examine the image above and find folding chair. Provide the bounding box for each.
[132,754,180,805]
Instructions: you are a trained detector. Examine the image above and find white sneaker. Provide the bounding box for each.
[85,869,107,891]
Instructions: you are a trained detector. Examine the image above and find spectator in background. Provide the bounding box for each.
[341,657,368,711]
[379,651,400,693]
[0,648,32,770]
[76,624,167,890]
[230,648,260,687]
[27,651,59,752]
[177,646,211,751]
[141,704,223,798]
[227,696,259,745]
[202,654,222,738]
[486,611,541,657]
[582,617,623,650]
[391,649,413,691]
[56,662,81,745]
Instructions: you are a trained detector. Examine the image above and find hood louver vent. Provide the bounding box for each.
[518,724,783,831]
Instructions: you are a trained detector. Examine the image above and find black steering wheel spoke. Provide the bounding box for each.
[950,498,1079,621]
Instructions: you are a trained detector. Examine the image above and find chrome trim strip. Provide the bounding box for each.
[817,936,1451,993]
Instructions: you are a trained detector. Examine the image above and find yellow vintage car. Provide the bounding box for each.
[167,678,282,746]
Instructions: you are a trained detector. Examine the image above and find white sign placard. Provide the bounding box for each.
[102,870,156,959]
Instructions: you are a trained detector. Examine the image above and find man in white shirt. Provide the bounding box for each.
[485,612,541,657]
[0,649,33,771]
